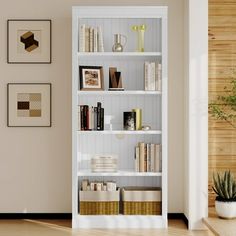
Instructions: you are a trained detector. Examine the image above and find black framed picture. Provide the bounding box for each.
[7,19,51,64]
[79,66,104,91]
[7,83,51,127]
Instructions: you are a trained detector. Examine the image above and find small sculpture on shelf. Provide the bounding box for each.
[109,67,124,91]
[131,24,146,52]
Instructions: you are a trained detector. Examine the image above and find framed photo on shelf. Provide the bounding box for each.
[7,83,51,127]
[79,66,104,91]
[7,19,51,64]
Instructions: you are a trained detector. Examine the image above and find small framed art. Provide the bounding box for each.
[7,83,51,127]
[79,66,104,91]
[7,19,51,64]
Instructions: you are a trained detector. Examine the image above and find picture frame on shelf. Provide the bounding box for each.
[7,83,51,127]
[7,19,51,64]
[79,66,104,91]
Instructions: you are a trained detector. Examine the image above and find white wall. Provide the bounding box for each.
[0,0,184,213]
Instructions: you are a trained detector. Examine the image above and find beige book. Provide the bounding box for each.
[85,27,90,52]
[154,144,161,172]
[139,142,145,172]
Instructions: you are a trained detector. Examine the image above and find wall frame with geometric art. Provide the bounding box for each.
[7,83,51,127]
[7,19,51,64]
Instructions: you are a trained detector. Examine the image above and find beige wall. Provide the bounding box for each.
[0,0,184,213]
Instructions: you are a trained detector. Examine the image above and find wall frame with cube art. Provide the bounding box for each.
[7,83,51,127]
[7,19,51,64]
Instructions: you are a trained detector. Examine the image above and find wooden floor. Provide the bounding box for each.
[0,219,213,236]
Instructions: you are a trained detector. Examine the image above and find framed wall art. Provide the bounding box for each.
[79,66,104,91]
[7,83,51,127]
[7,19,51,64]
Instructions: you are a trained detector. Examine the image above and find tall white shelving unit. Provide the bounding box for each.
[72,6,168,228]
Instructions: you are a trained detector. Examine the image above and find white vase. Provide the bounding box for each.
[215,200,236,219]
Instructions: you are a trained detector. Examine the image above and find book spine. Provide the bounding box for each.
[91,107,94,130]
[98,26,104,52]
[79,24,85,52]
[83,105,89,130]
[150,143,155,172]
[94,28,98,52]
[78,106,81,131]
[80,106,84,130]
[89,27,94,52]
[94,107,98,130]
[156,63,162,91]
[154,144,160,172]
[144,143,147,172]
[101,108,104,130]
[85,27,90,52]
[147,144,152,172]
[97,102,102,130]
[88,106,92,130]
[135,146,140,172]
[139,142,145,172]
[150,62,156,91]
[144,62,149,91]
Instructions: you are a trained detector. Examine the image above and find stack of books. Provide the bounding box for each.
[144,61,162,91]
[134,143,161,172]
[79,24,104,52]
[91,155,118,173]
[81,179,117,191]
[78,102,104,131]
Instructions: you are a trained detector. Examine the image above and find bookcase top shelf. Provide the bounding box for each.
[78,170,162,177]
[77,130,162,135]
[77,52,162,57]
[77,91,162,95]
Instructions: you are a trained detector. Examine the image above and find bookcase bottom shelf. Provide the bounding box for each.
[72,215,167,228]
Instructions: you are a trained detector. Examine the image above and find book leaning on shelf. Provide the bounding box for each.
[78,102,104,131]
[79,24,104,52]
[135,142,161,172]
[144,61,162,91]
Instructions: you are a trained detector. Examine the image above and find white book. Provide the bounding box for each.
[156,62,162,91]
[144,62,149,91]
[154,144,161,172]
[93,28,98,52]
[150,143,155,172]
[79,24,85,52]
[135,146,140,172]
[89,27,94,52]
[98,26,104,52]
[149,62,156,91]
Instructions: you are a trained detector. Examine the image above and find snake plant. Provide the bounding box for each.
[213,171,236,202]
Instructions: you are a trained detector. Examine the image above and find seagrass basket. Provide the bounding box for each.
[122,187,161,215]
[79,189,119,215]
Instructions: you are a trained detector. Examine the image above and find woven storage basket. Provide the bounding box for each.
[79,189,119,215]
[122,187,161,215]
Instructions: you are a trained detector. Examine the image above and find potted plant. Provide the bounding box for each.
[212,170,236,218]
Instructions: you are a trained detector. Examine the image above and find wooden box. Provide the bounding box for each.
[122,187,162,215]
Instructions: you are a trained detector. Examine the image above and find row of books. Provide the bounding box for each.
[78,102,104,130]
[81,179,117,191]
[144,61,162,91]
[79,24,104,52]
[135,143,161,172]
[91,155,118,173]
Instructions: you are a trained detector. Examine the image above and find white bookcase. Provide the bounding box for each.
[72,6,168,228]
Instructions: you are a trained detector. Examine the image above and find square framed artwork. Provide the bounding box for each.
[7,83,51,127]
[79,66,104,91]
[7,20,51,64]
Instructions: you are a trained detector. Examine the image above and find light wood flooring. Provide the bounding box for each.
[0,219,214,236]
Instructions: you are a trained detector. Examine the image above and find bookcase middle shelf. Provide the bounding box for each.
[77,130,162,135]
[77,170,162,177]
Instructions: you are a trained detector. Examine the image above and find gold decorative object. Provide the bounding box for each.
[131,24,147,52]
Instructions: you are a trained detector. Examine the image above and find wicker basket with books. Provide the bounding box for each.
[122,187,161,215]
[79,188,120,215]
